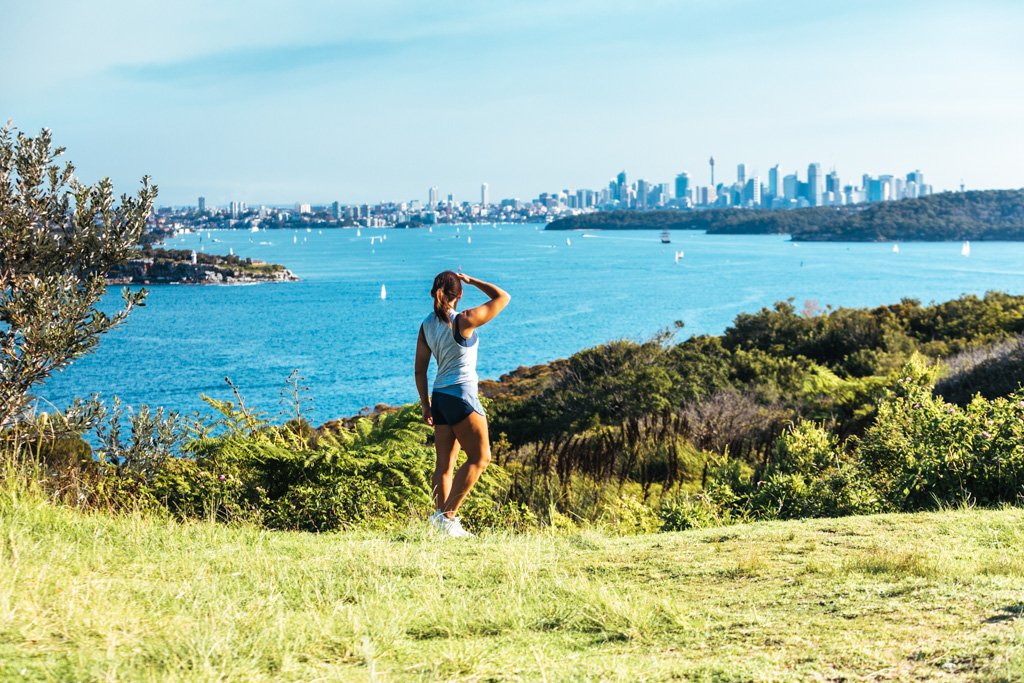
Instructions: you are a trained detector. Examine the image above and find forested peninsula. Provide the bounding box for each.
[107,247,298,285]
[547,189,1024,241]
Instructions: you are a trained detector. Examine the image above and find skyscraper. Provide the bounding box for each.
[480,182,489,208]
[807,163,823,206]
[737,163,747,186]
[428,186,439,208]
[783,174,798,201]
[636,179,649,210]
[768,166,781,198]
[197,196,206,213]
[709,156,715,187]
[674,172,691,202]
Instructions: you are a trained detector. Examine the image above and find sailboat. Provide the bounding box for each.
[892,244,900,254]
[380,284,387,300]
[566,238,572,246]
[357,228,362,237]
[660,230,671,244]
[674,250,685,263]
[961,240,971,257]
[467,236,472,245]
[292,234,297,244]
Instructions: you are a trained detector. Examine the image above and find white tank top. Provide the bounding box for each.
[421,311,479,391]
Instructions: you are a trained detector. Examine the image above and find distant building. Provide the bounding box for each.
[737,163,747,186]
[783,173,798,201]
[428,186,439,208]
[768,165,781,199]
[674,172,691,202]
[480,182,489,208]
[826,170,841,205]
[197,196,206,213]
[807,163,823,206]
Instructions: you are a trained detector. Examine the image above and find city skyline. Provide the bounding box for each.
[185,156,932,212]
[3,1,1022,205]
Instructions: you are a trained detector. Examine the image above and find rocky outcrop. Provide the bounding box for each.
[108,256,298,285]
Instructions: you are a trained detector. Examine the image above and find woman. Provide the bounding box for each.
[414,270,510,537]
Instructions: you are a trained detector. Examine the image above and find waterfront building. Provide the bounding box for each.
[481,182,489,208]
[197,196,206,213]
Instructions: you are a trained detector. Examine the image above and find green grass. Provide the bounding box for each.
[2,489,1023,681]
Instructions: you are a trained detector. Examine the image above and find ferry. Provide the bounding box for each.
[660,230,671,244]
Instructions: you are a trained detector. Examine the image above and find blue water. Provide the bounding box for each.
[40,224,1024,422]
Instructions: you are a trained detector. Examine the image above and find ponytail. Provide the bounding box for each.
[433,288,450,325]
[430,270,463,326]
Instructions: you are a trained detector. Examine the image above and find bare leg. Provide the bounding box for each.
[432,425,460,511]
[441,412,491,516]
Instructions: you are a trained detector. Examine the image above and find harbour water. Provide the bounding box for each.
[41,224,1024,422]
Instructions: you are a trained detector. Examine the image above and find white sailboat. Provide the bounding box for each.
[566,238,572,246]
[467,236,472,245]
[674,250,685,263]
[892,244,900,254]
[961,240,971,257]
[292,234,297,244]
[357,228,362,237]
[380,284,387,300]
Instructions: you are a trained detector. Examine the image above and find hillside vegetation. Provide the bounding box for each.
[4,291,1024,537]
[2,487,1023,681]
[546,189,1024,241]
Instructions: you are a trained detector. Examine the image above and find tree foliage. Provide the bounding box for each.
[0,124,156,426]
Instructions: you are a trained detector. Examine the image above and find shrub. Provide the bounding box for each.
[859,358,1024,510]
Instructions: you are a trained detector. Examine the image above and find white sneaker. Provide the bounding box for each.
[429,511,474,537]
[445,517,474,538]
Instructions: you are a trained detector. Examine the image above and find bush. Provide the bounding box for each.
[859,358,1024,510]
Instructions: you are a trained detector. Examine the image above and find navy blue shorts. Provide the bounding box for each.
[430,390,482,426]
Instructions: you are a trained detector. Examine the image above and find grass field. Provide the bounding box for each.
[2,489,1023,681]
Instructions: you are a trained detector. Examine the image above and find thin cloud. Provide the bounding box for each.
[112,38,418,84]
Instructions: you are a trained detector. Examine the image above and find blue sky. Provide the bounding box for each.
[2,0,1022,206]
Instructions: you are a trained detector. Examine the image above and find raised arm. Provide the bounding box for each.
[456,273,510,336]
[414,326,433,425]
